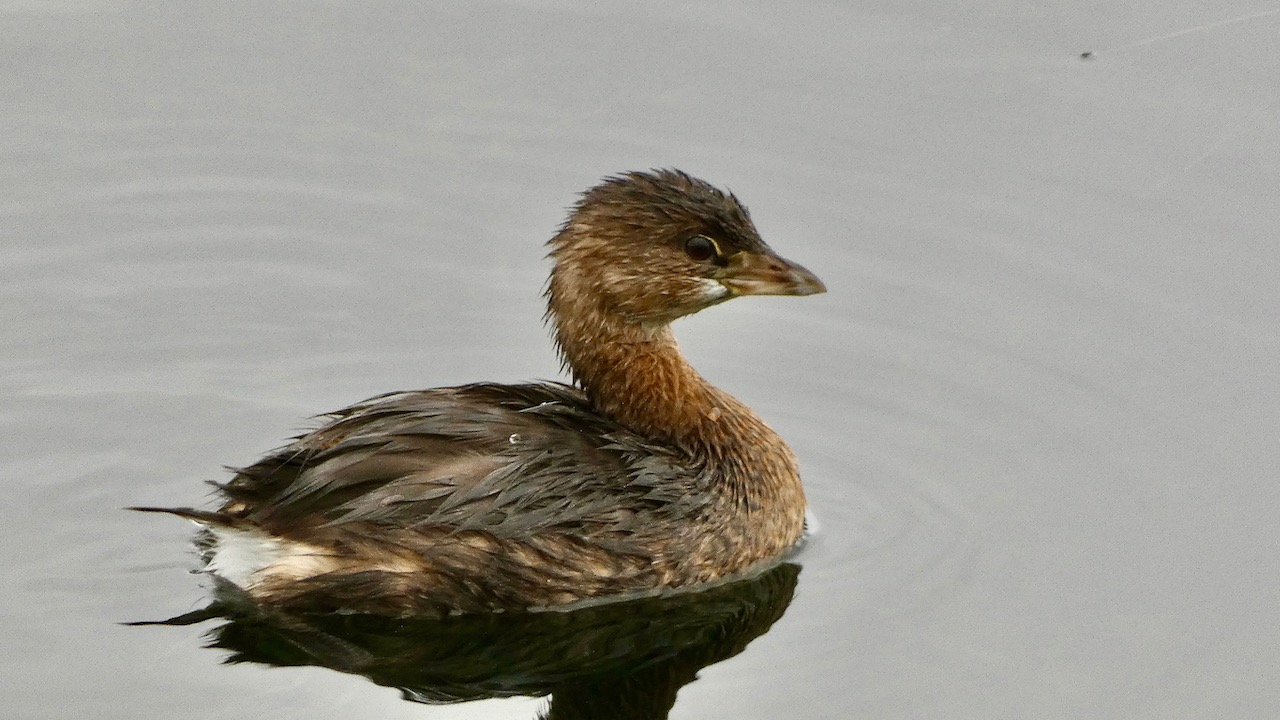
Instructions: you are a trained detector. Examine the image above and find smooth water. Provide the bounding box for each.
[4,2,1279,718]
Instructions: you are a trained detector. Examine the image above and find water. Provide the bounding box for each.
[4,2,1279,718]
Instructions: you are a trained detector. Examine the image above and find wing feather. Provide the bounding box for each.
[221,382,703,541]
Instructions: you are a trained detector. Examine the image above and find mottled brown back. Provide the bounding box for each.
[215,382,713,614]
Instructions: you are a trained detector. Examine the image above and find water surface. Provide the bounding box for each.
[4,2,1279,718]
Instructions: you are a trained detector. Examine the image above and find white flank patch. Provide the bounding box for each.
[206,526,419,589]
[205,527,284,588]
[205,527,337,588]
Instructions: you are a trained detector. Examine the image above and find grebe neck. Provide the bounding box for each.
[550,306,734,452]
[549,296,806,530]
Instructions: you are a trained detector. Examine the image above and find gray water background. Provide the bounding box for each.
[3,1,1279,718]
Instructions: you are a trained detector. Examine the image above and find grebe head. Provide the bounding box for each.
[547,169,825,328]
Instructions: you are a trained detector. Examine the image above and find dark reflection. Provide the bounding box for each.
[140,563,799,719]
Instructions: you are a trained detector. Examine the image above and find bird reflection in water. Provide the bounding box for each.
[135,562,799,720]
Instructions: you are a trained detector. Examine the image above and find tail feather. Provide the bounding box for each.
[131,506,283,589]
[127,506,243,529]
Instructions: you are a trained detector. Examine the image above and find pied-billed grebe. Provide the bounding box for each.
[137,169,824,616]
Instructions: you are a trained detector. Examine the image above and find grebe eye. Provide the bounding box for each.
[684,235,719,262]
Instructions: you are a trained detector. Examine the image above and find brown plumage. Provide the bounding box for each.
[136,169,825,616]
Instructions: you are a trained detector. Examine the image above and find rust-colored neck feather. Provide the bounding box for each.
[544,247,719,448]
[559,318,720,448]
[544,214,806,556]
[547,279,806,528]
[545,254,795,470]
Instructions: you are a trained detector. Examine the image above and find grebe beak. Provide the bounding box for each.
[719,251,827,297]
